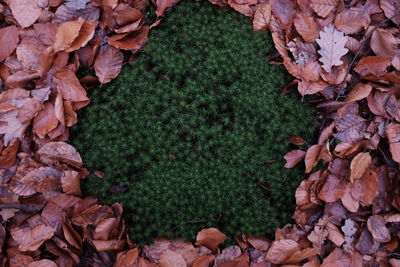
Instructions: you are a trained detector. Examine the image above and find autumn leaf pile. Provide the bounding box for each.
[0,0,399,265]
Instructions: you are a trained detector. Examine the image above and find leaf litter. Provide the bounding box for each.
[0,0,399,265]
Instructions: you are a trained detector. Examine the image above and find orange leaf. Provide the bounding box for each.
[53,18,85,52]
[345,83,373,103]
[354,56,390,76]
[195,228,227,252]
[192,255,215,267]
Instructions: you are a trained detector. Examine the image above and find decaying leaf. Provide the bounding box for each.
[253,3,271,32]
[9,0,42,28]
[0,26,19,62]
[94,46,124,84]
[195,228,227,252]
[266,239,300,264]
[349,152,371,182]
[316,24,349,73]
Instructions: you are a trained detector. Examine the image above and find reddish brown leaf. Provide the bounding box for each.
[195,228,227,252]
[253,3,271,32]
[284,247,320,264]
[334,8,370,34]
[61,170,81,195]
[28,259,57,267]
[266,239,300,264]
[67,19,96,52]
[270,0,296,30]
[192,255,215,267]
[37,141,83,167]
[354,56,391,76]
[94,46,123,84]
[321,248,351,266]
[349,152,371,182]
[108,26,149,51]
[219,253,249,267]
[247,236,270,251]
[318,174,346,202]
[9,0,42,28]
[92,239,126,251]
[0,26,19,62]
[284,150,306,168]
[289,136,305,145]
[155,0,181,17]
[371,28,398,59]
[10,223,56,251]
[0,139,19,168]
[386,122,400,163]
[94,218,117,240]
[294,12,319,42]
[115,248,139,267]
[345,83,373,103]
[33,102,59,138]
[380,0,400,25]
[53,18,85,52]
[310,0,337,18]
[367,215,391,243]
[305,144,322,173]
[159,250,186,267]
[298,80,328,96]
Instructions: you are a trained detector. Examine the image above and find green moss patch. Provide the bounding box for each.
[71,0,315,245]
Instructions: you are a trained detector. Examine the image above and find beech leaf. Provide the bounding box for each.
[284,150,306,168]
[195,228,227,252]
[94,46,124,84]
[349,152,371,182]
[0,26,19,62]
[9,0,42,28]
[252,3,271,32]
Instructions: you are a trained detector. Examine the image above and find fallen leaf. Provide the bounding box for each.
[33,102,59,138]
[367,215,391,243]
[284,150,306,168]
[108,26,149,51]
[115,248,139,267]
[94,46,124,84]
[321,248,351,267]
[318,174,346,202]
[192,255,215,267]
[0,139,19,168]
[270,0,296,30]
[266,239,300,264]
[344,83,373,103]
[9,0,42,28]
[334,8,370,34]
[316,24,349,73]
[61,170,81,195]
[53,18,85,52]
[92,239,126,251]
[219,253,249,267]
[195,228,227,252]
[305,144,322,173]
[354,56,390,76]
[253,3,271,32]
[310,0,337,18]
[155,0,181,17]
[380,0,400,25]
[289,136,305,146]
[294,12,319,42]
[247,236,270,251]
[385,123,400,163]
[159,250,186,267]
[10,223,55,251]
[37,141,83,167]
[371,28,398,59]
[28,259,57,267]
[349,152,371,182]
[284,247,320,264]
[0,26,19,62]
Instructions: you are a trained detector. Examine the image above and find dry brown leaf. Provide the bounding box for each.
[0,139,19,168]
[37,141,83,167]
[334,8,370,34]
[159,250,186,267]
[371,28,398,59]
[298,80,327,96]
[10,223,55,251]
[28,259,57,267]
[316,24,349,73]
[305,144,322,173]
[385,123,400,163]
[253,3,271,32]
[310,0,337,18]
[301,61,322,82]
[284,247,320,264]
[318,174,346,202]
[115,248,139,267]
[284,150,306,168]
[247,236,270,251]
[326,222,345,247]
[380,0,400,25]
[9,0,42,28]
[270,0,296,30]
[53,18,85,52]
[349,152,371,182]
[67,19,96,52]
[108,26,149,50]
[0,26,19,62]
[195,228,227,252]
[61,170,81,195]
[33,102,59,138]
[266,239,300,264]
[192,255,215,267]
[354,56,391,76]
[321,248,351,266]
[92,239,126,251]
[345,83,373,103]
[294,12,319,42]
[219,253,249,267]
[94,46,124,84]
[155,0,181,17]
[367,215,391,243]
[94,218,117,241]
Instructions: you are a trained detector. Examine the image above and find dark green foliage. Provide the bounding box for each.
[71,0,316,245]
